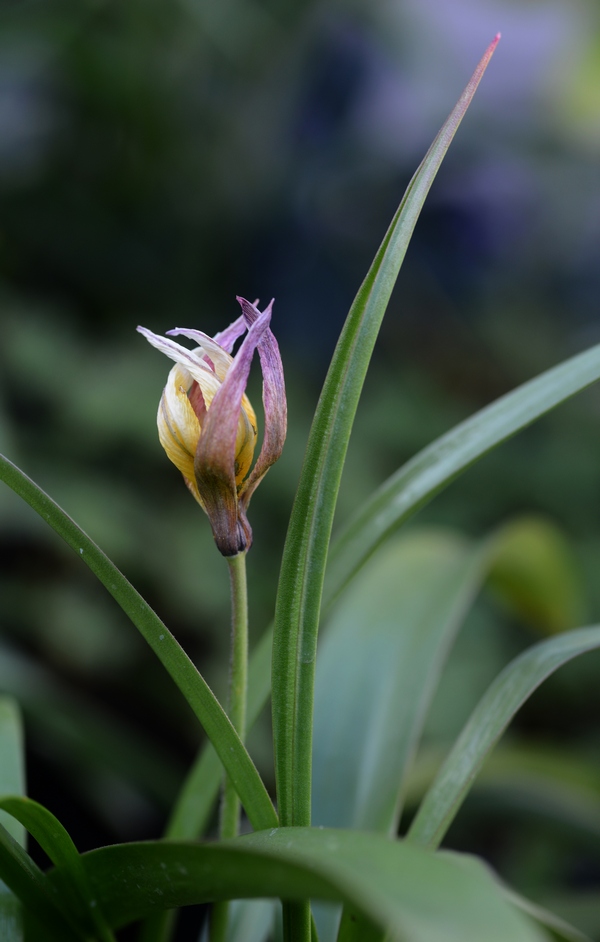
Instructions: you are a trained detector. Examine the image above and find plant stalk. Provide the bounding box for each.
[210,550,249,942]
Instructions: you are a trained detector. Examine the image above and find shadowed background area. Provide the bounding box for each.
[2,0,600,938]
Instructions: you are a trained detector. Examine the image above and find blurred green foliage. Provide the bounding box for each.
[2,0,600,937]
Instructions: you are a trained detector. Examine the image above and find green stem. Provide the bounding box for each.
[221,551,249,837]
[211,551,249,942]
[283,901,312,942]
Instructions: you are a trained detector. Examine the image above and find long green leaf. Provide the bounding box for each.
[326,341,600,606]
[0,796,115,942]
[407,625,600,849]
[62,828,546,942]
[0,454,277,833]
[272,36,500,831]
[0,699,25,942]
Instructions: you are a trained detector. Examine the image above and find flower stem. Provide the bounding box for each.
[210,550,249,942]
[221,550,249,836]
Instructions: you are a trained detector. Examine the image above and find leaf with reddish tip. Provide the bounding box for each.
[272,35,501,830]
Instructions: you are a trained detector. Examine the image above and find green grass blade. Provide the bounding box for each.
[66,828,544,942]
[0,454,277,832]
[0,699,25,942]
[326,341,600,606]
[407,625,600,849]
[0,796,115,941]
[272,36,499,830]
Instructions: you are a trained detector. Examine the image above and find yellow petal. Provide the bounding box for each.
[157,365,202,493]
[234,403,257,486]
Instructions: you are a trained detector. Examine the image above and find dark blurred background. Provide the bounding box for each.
[2,0,600,937]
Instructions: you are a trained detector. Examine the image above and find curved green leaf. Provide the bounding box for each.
[326,342,600,606]
[407,625,600,849]
[272,36,500,831]
[65,828,545,942]
[0,454,277,833]
[0,820,81,942]
[0,796,115,942]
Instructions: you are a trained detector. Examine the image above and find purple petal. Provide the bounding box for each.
[213,315,248,354]
[193,306,272,555]
[236,297,287,505]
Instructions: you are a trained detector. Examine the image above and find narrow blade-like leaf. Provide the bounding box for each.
[0,454,277,832]
[272,35,500,830]
[407,625,600,849]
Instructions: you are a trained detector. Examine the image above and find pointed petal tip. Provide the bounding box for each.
[165,327,188,337]
[137,325,162,342]
[236,296,275,308]
[486,33,501,56]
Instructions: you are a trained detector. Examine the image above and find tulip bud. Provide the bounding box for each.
[138,298,286,555]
